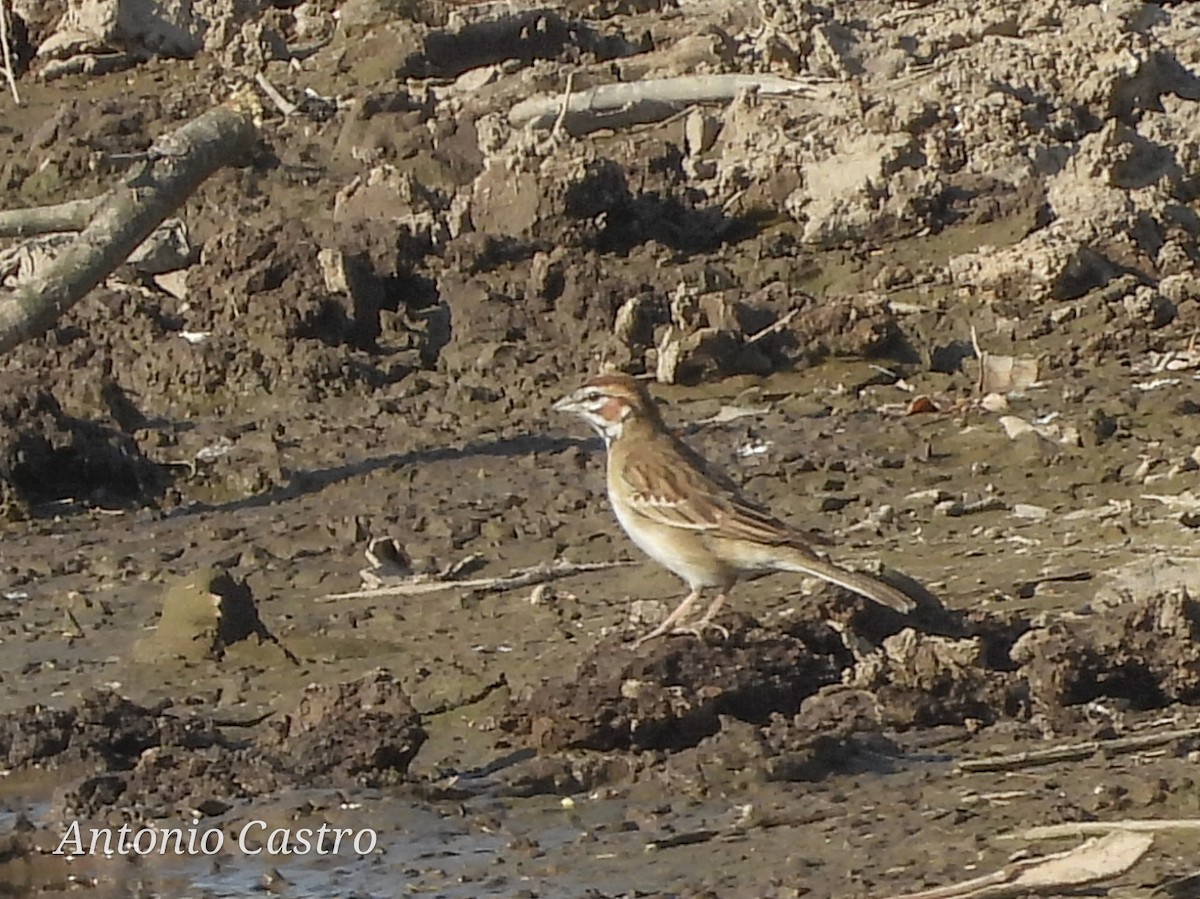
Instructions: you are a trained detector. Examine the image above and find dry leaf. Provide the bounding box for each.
[999,415,1037,439]
[905,395,939,415]
[999,416,1079,446]
[980,392,1009,412]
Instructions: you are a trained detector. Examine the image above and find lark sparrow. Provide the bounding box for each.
[553,373,916,646]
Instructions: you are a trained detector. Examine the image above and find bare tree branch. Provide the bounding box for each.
[0,91,260,354]
[0,196,108,238]
[509,74,825,134]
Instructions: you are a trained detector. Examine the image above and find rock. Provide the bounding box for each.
[848,629,1008,728]
[1013,590,1200,728]
[0,372,165,518]
[1122,286,1176,328]
[469,162,541,236]
[950,230,1116,300]
[1159,273,1200,304]
[786,133,942,245]
[134,568,293,664]
[684,109,720,156]
[36,0,203,60]
[333,166,448,250]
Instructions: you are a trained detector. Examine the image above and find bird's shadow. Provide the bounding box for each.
[166,430,600,518]
[166,416,732,519]
[163,385,782,520]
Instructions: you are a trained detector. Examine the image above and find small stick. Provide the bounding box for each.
[957,725,1200,773]
[0,0,20,105]
[745,308,800,346]
[549,71,575,141]
[417,676,506,716]
[969,323,986,394]
[1005,819,1200,841]
[254,72,297,117]
[318,559,637,602]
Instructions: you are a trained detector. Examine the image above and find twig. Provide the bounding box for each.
[745,308,800,346]
[549,71,575,143]
[645,829,720,851]
[0,0,19,105]
[957,725,1200,773]
[970,323,986,393]
[1003,819,1200,841]
[629,104,695,137]
[317,559,637,602]
[885,832,1153,899]
[254,72,297,117]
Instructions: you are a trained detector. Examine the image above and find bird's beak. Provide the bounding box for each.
[552,393,578,414]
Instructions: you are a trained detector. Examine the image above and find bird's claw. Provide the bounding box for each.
[671,619,730,642]
[632,619,729,648]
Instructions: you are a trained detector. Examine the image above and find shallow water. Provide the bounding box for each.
[13,780,852,898]
[12,788,680,898]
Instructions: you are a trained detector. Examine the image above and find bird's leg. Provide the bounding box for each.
[672,592,730,641]
[633,588,703,648]
[695,593,728,630]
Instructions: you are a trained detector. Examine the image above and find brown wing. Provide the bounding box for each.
[618,430,799,545]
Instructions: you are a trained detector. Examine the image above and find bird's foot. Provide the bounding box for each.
[631,589,705,649]
[670,619,730,642]
[632,618,680,648]
[631,619,728,648]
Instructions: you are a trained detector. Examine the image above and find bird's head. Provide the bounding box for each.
[552,374,661,444]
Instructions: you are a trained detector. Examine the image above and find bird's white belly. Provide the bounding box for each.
[609,488,726,589]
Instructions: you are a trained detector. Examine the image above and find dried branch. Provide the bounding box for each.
[0,0,19,105]
[318,559,637,601]
[957,725,1200,773]
[254,72,297,117]
[0,196,108,238]
[509,74,822,134]
[549,70,576,143]
[40,51,139,82]
[0,91,260,354]
[970,323,986,393]
[745,308,800,346]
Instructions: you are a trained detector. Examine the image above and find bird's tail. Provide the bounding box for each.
[773,548,916,614]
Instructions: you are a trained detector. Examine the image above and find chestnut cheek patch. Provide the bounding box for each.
[599,398,625,422]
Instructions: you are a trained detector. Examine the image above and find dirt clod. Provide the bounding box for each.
[509,615,853,752]
[0,372,165,517]
[258,670,426,785]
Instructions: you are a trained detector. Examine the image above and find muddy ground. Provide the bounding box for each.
[2,0,1200,895]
